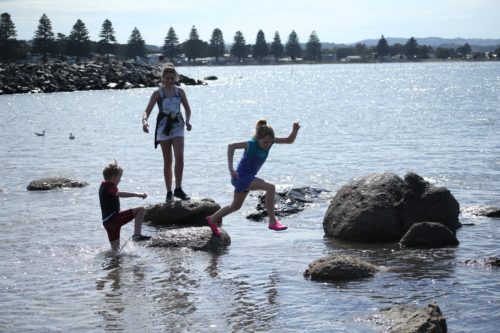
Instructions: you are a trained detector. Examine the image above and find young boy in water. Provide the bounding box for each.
[99,160,151,251]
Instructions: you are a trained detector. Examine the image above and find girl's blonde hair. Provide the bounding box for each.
[162,63,178,79]
[253,119,275,140]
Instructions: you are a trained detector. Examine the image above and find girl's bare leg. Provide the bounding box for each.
[171,136,185,189]
[247,178,277,224]
[210,191,249,224]
[160,141,173,191]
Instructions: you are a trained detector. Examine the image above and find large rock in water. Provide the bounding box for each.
[323,172,460,242]
[144,198,220,227]
[27,177,89,191]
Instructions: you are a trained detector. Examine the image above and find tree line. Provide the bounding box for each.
[1,13,498,64]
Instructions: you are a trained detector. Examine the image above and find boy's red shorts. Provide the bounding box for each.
[103,209,135,242]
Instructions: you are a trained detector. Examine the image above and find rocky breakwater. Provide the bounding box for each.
[0,61,205,95]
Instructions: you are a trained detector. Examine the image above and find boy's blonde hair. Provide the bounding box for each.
[253,119,275,140]
[103,160,123,180]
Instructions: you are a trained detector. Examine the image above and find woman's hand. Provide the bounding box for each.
[142,122,149,133]
[230,169,239,179]
[292,122,301,131]
[186,122,192,131]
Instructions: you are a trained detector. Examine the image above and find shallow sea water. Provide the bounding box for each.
[0,62,499,332]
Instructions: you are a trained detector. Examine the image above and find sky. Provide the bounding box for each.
[2,0,499,46]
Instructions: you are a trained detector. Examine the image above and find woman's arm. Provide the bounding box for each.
[228,141,248,178]
[180,89,192,131]
[142,91,159,133]
[274,122,301,144]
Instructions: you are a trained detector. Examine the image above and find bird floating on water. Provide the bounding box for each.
[35,130,45,137]
[69,132,75,140]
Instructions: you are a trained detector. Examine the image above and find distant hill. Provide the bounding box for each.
[354,37,500,49]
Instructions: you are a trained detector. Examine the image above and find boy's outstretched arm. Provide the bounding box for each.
[117,191,147,199]
[275,122,301,144]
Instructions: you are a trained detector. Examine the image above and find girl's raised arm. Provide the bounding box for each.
[275,122,300,144]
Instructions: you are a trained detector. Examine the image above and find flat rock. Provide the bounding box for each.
[461,256,500,268]
[377,303,447,333]
[27,177,89,191]
[461,205,500,218]
[147,227,230,252]
[304,254,379,282]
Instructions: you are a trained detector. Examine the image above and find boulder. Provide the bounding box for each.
[323,172,460,242]
[26,177,89,191]
[247,186,329,221]
[304,254,379,282]
[144,198,220,227]
[461,206,500,218]
[400,222,459,248]
[147,227,230,252]
[378,303,447,333]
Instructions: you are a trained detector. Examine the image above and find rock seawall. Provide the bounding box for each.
[0,61,204,95]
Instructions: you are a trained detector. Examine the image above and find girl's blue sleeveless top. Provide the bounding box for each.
[231,138,273,192]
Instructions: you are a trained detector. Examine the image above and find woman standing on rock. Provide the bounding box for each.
[206,119,300,236]
[142,64,192,202]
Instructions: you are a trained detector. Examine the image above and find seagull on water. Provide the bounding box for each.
[35,130,45,136]
[69,133,75,140]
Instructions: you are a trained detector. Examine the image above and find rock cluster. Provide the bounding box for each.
[0,61,204,95]
[247,186,329,221]
[323,172,460,243]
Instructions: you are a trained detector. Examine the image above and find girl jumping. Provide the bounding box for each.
[206,119,300,236]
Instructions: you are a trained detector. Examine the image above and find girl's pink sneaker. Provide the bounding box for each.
[268,220,288,231]
[206,216,221,237]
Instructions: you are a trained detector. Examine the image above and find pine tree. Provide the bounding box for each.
[183,25,204,62]
[376,35,390,58]
[230,31,247,62]
[270,31,284,61]
[67,19,90,62]
[252,30,268,61]
[305,31,322,61]
[126,27,146,60]
[404,37,418,59]
[32,13,55,62]
[209,28,225,63]
[162,27,180,62]
[285,30,302,60]
[0,12,18,62]
[97,19,117,62]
